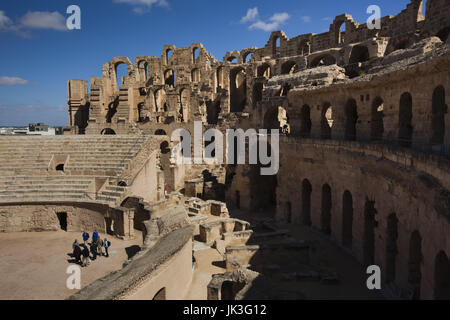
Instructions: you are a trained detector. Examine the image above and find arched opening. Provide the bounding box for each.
[252,83,263,109]
[310,55,336,68]
[300,104,312,137]
[137,103,145,122]
[106,99,118,123]
[193,47,199,62]
[153,288,166,300]
[179,89,189,122]
[371,97,384,141]
[408,231,423,300]
[244,52,253,63]
[434,251,450,300]
[342,190,353,249]
[257,64,271,78]
[138,61,149,82]
[386,213,399,284]
[164,69,175,87]
[115,63,128,90]
[216,67,225,90]
[301,179,312,226]
[160,141,170,154]
[431,85,446,145]
[191,68,200,83]
[101,128,116,135]
[321,103,333,139]
[436,26,450,42]
[264,106,288,131]
[398,92,413,147]
[155,129,167,136]
[321,184,332,235]
[363,199,376,266]
[273,36,281,56]
[230,68,247,112]
[249,163,278,212]
[56,163,65,172]
[227,56,238,64]
[154,89,166,113]
[118,181,127,187]
[281,61,297,75]
[56,212,67,231]
[349,45,370,64]
[166,49,173,64]
[345,99,358,141]
[337,21,346,44]
[207,99,221,124]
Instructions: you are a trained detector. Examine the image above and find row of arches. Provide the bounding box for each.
[295,178,449,299]
[295,85,447,147]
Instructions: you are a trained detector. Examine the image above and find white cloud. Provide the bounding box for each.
[0,77,29,86]
[19,11,67,31]
[241,7,259,23]
[301,16,311,23]
[113,0,169,13]
[248,12,290,32]
[0,11,13,31]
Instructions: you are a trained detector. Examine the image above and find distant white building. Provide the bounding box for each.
[0,123,62,135]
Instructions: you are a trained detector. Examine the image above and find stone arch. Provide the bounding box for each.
[154,89,166,113]
[301,179,312,226]
[230,67,247,112]
[363,199,377,266]
[398,92,413,147]
[386,213,399,284]
[408,230,423,300]
[263,106,288,130]
[321,184,332,235]
[281,61,297,75]
[242,51,254,64]
[298,39,311,56]
[216,66,226,90]
[101,128,116,135]
[431,85,447,145]
[321,103,333,139]
[272,35,281,56]
[166,49,173,64]
[192,47,200,62]
[434,251,450,300]
[114,62,129,91]
[227,56,238,64]
[334,20,347,45]
[310,54,336,68]
[155,129,167,136]
[179,88,189,122]
[342,190,353,249]
[300,104,312,137]
[257,63,271,78]
[344,99,358,141]
[371,97,384,141]
[349,45,370,65]
[164,69,175,87]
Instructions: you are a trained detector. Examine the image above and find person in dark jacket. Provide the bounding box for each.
[104,238,111,257]
[81,244,90,267]
[73,243,82,264]
[90,241,97,260]
[82,231,89,244]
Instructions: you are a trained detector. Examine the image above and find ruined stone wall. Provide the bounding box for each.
[276,137,450,299]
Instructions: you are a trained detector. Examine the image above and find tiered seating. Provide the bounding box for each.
[0,135,148,204]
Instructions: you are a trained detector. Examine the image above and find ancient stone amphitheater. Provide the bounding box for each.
[2,0,450,300]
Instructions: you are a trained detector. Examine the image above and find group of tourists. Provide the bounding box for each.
[71,231,112,267]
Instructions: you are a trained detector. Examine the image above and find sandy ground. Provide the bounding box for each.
[0,230,142,300]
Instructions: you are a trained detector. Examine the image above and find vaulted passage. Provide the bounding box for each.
[345,99,358,141]
[371,97,384,141]
[301,179,312,226]
[363,199,376,266]
[230,68,247,112]
[398,92,413,147]
[300,104,312,137]
[431,85,446,145]
[321,184,332,235]
[349,45,370,64]
[321,103,333,139]
[408,231,423,300]
[281,61,297,75]
[342,190,353,249]
[434,251,450,300]
[386,213,398,284]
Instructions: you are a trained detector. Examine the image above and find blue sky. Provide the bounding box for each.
[0,0,416,126]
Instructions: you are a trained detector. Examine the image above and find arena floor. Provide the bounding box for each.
[0,230,142,300]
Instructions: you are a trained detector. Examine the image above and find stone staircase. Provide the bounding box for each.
[0,135,148,205]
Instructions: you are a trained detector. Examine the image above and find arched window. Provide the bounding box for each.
[386,213,399,284]
[371,97,384,141]
[321,103,333,139]
[342,191,353,248]
[300,104,312,137]
[345,99,358,141]
[363,199,377,266]
[115,63,128,90]
[301,179,312,226]
[398,92,413,147]
[431,85,446,145]
[166,49,173,64]
[193,47,199,62]
[321,184,332,235]
[408,231,423,300]
[164,69,175,87]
